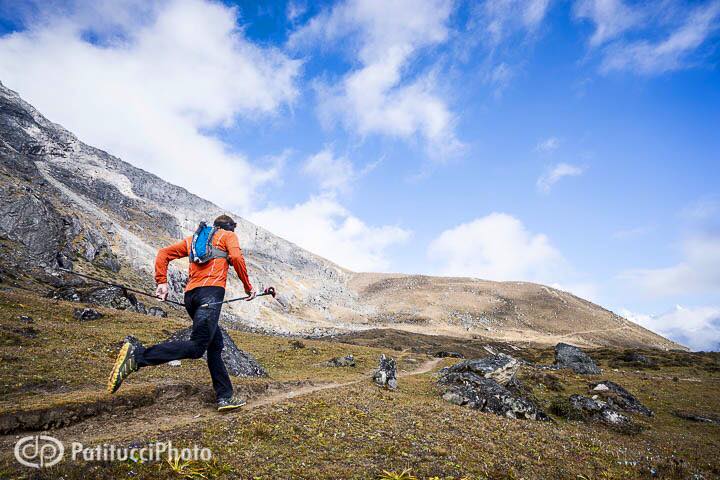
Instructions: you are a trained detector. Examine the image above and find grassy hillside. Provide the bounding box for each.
[0,289,718,479]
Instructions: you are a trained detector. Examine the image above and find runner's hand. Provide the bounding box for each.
[155,283,169,301]
[245,288,256,301]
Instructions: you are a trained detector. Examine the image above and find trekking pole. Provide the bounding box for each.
[200,286,276,308]
[58,268,186,307]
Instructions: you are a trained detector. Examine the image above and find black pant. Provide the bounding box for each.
[135,286,233,400]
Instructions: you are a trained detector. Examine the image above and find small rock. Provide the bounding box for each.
[554,343,601,375]
[326,354,355,367]
[373,354,398,390]
[593,383,610,392]
[673,410,720,424]
[289,340,306,350]
[168,360,181,367]
[73,307,103,321]
[434,351,464,358]
[19,315,34,324]
[146,307,167,318]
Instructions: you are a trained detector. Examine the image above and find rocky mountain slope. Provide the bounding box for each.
[0,81,680,349]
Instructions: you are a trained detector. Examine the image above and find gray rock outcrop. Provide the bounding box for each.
[554,343,601,375]
[590,381,653,416]
[569,394,632,427]
[438,355,548,421]
[326,354,355,367]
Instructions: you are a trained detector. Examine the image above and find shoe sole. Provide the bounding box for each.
[217,401,246,412]
[107,342,131,394]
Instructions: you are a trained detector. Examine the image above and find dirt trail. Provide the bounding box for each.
[557,325,631,339]
[249,357,442,409]
[1,357,444,449]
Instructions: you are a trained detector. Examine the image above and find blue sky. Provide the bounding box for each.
[0,0,718,350]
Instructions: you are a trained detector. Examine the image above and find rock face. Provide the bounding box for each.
[165,327,267,377]
[554,343,601,375]
[372,354,398,390]
[326,355,356,367]
[438,355,549,421]
[590,381,653,416]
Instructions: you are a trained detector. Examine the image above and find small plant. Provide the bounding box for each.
[379,468,418,480]
[163,457,232,479]
[548,395,572,418]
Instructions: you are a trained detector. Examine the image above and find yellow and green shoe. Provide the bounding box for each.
[217,396,246,412]
[107,340,138,394]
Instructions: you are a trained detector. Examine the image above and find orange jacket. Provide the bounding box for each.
[154,229,253,293]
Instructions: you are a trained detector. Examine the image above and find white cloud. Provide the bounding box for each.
[0,0,301,213]
[290,0,460,157]
[620,306,720,351]
[427,213,566,282]
[286,1,307,23]
[621,235,720,296]
[575,0,720,75]
[303,148,355,193]
[248,196,411,272]
[536,163,584,193]
[574,0,643,46]
[477,0,551,47]
[535,136,560,152]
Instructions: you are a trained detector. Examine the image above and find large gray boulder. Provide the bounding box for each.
[554,343,601,375]
[438,355,548,421]
[166,326,267,377]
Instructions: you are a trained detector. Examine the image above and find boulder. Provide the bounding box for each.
[590,381,653,416]
[73,307,103,321]
[569,394,634,429]
[440,354,520,386]
[372,354,398,390]
[166,327,268,377]
[437,355,548,421]
[554,343,601,375]
[326,354,356,367]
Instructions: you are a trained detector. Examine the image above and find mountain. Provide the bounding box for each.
[0,81,681,350]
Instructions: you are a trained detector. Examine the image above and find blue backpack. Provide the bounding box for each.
[190,222,228,264]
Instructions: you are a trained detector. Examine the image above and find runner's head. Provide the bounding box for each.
[213,214,237,232]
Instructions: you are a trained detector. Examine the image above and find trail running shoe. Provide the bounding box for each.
[217,396,246,412]
[107,340,138,394]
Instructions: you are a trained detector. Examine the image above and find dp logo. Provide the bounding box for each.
[14,435,64,468]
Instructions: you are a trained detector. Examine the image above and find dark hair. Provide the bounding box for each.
[213,214,237,232]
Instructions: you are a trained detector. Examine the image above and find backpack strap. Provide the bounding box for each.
[208,245,228,261]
